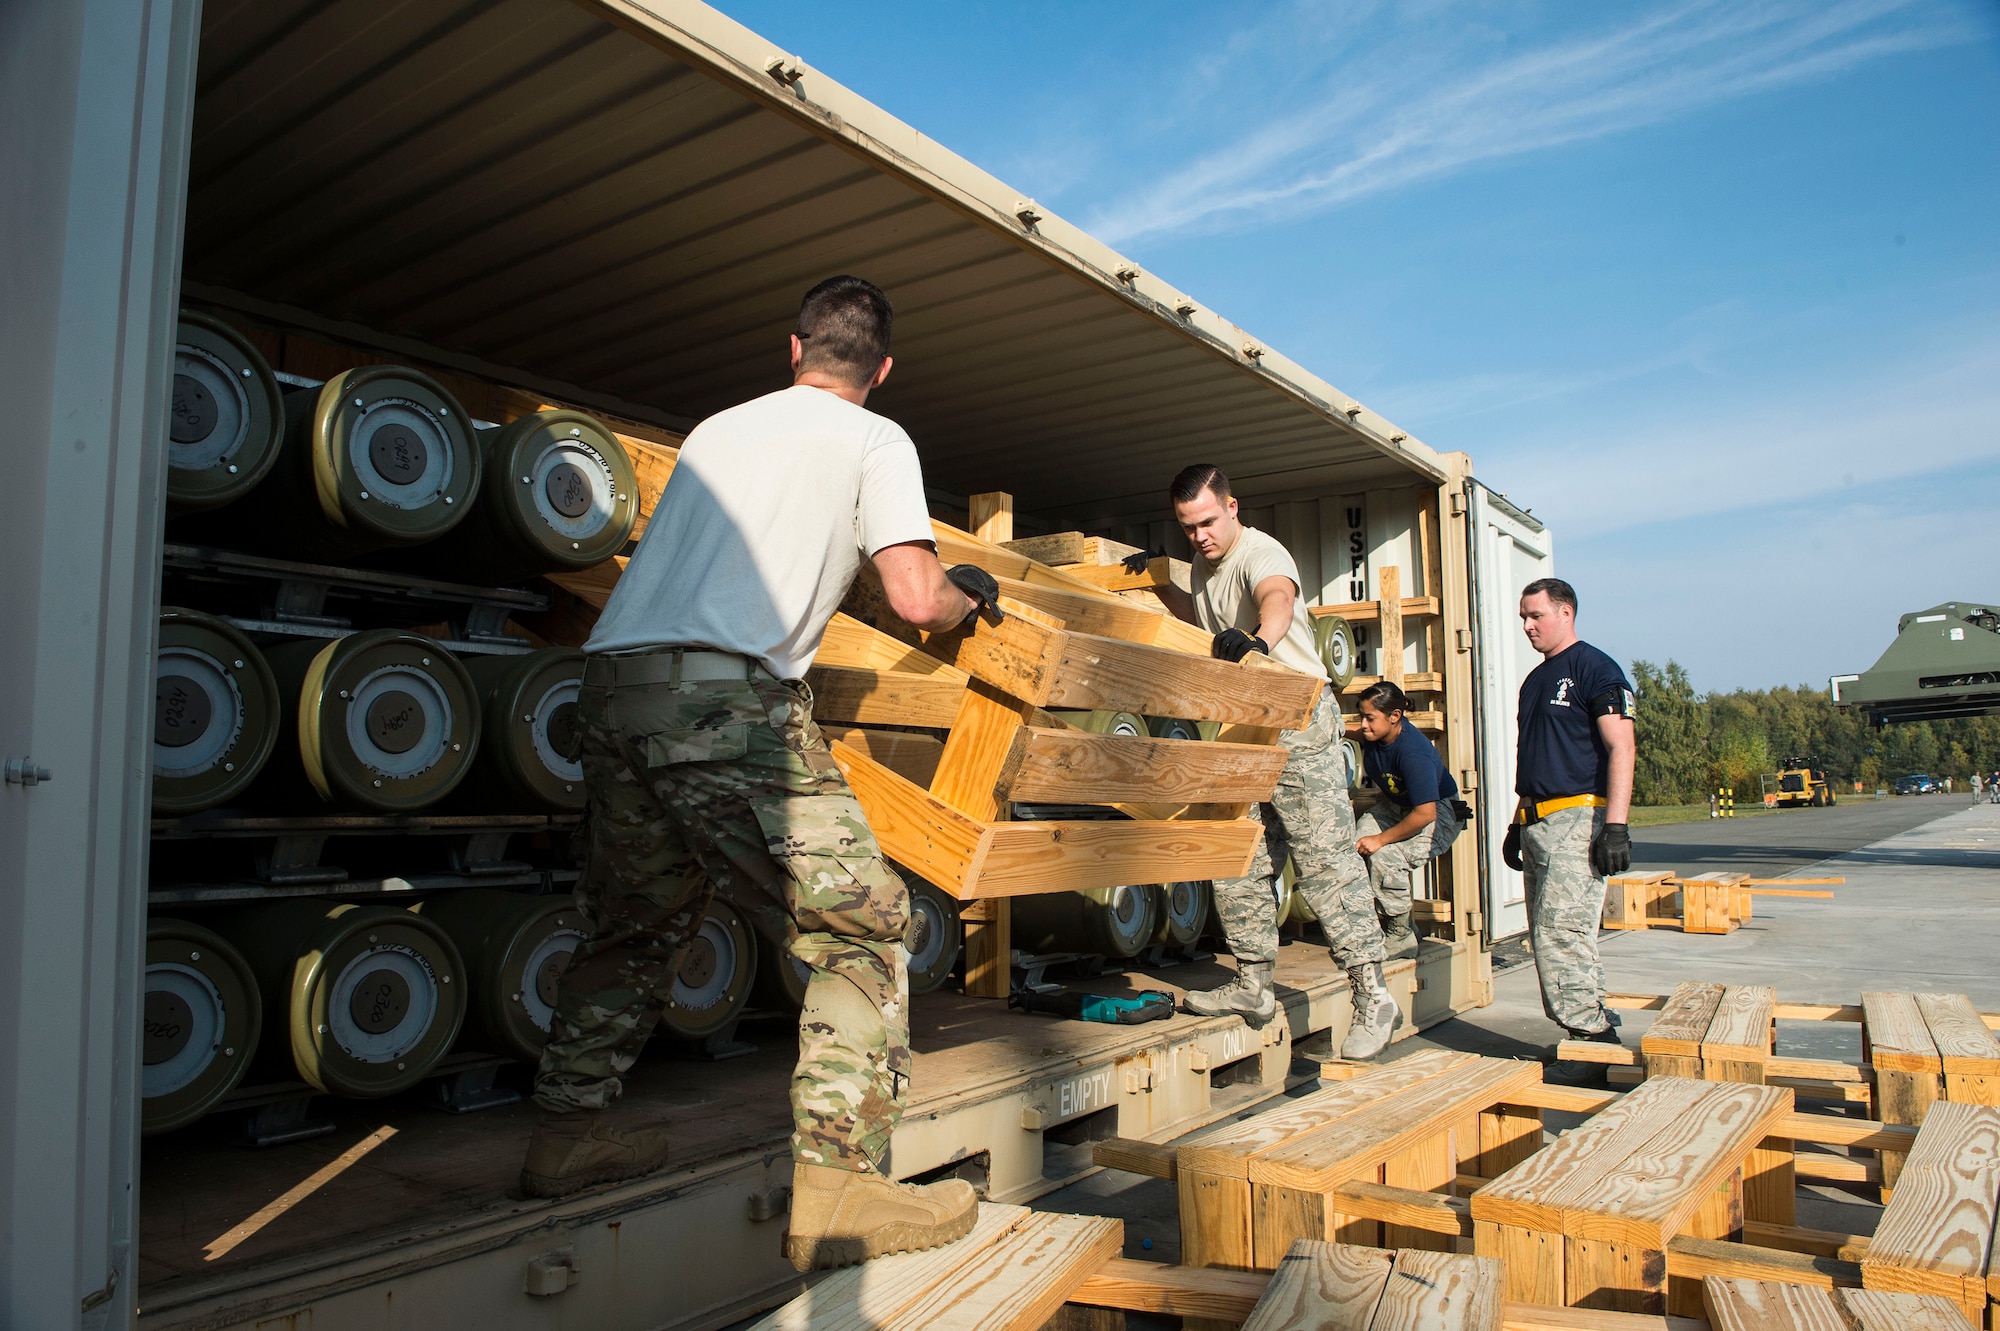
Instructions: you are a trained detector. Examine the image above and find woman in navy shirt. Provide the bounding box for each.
[1354,681,1463,960]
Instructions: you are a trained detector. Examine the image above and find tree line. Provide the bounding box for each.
[1628,660,2000,805]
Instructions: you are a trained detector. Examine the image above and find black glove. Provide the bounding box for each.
[1591,823,1631,877]
[1212,628,1269,662]
[1120,547,1166,574]
[1502,823,1523,872]
[944,564,1003,627]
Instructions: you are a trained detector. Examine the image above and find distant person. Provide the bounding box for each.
[1503,578,1636,1086]
[1142,464,1393,1059]
[1945,776,1953,795]
[1353,681,1465,960]
[521,276,991,1272]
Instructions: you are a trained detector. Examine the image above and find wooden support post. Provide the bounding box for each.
[969,491,1014,545]
[1863,991,1944,1198]
[1379,565,1405,687]
[932,679,1031,999]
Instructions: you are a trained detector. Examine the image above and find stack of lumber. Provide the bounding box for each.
[530,443,1318,915]
[1857,1101,2000,1327]
[1602,872,1840,935]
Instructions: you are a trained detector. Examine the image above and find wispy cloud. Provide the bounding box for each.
[1084,0,1977,244]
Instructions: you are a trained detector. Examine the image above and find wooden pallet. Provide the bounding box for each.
[1602,872,1839,934]
[1559,983,2000,1196]
[1858,1101,2000,1328]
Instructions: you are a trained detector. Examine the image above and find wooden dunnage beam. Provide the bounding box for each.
[1703,1277,1976,1331]
[1916,992,2000,1103]
[821,726,943,788]
[1379,566,1405,687]
[993,573,1214,656]
[929,601,1320,729]
[831,742,1259,900]
[1310,596,1443,623]
[805,665,967,727]
[1864,991,1945,1196]
[1860,1100,2000,1326]
[747,1203,1032,1330]
[880,1210,1123,1331]
[1644,982,1727,1080]
[995,726,1287,806]
[1069,1258,1271,1323]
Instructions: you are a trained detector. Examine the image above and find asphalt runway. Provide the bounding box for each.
[1630,792,1978,875]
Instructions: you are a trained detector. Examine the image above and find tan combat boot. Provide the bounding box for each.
[784,1163,979,1271]
[519,1110,670,1198]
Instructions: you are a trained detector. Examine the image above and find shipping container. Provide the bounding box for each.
[1,1,1554,1327]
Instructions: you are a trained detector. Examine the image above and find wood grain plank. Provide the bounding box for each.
[1500,1306,1707,1331]
[1179,1050,1476,1178]
[1383,1130,1460,1252]
[994,574,1213,657]
[746,1203,1030,1331]
[1863,1101,2000,1304]
[1473,1078,1716,1234]
[1838,1287,1981,1330]
[1918,993,2000,1079]
[1092,1138,1179,1180]
[1561,1083,1793,1249]
[1703,986,1777,1069]
[1371,1248,1505,1331]
[1237,1240,1392,1331]
[806,664,967,727]
[973,819,1261,897]
[1477,1221,1564,1306]
[1251,1059,1545,1193]
[1323,1181,1472,1238]
[1663,1236,1859,1290]
[830,741,989,894]
[882,1210,1123,1331]
[820,727,944,788]
[930,681,1035,821]
[995,726,1287,806]
[1700,1277,1848,1331]
[1069,1258,1270,1322]
[1865,992,1942,1073]
[1380,566,1406,687]
[1643,983,1726,1078]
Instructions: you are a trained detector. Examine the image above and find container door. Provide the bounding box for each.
[1466,485,1554,940]
[0,1,198,1324]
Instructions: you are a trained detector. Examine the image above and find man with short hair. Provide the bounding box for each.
[1504,578,1636,1086]
[520,276,995,1271]
[1148,465,1394,1059]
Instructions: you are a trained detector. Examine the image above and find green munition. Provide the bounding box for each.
[167,312,286,515]
[1152,879,1213,948]
[1315,613,1359,689]
[902,876,961,994]
[414,890,587,1064]
[657,897,758,1041]
[264,630,481,812]
[458,648,585,812]
[1833,602,2000,725]
[141,918,262,1133]
[217,899,466,1098]
[220,366,481,560]
[1010,882,1161,959]
[151,608,281,815]
[416,409,640,584]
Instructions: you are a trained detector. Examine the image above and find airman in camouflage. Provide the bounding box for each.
[1356,798,1462,958]
[1517,803,1610,1034]
[1210,693,1373,970]
[534,672,911,1173]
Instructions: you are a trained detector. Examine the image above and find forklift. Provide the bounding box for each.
[1768,757,1838,808]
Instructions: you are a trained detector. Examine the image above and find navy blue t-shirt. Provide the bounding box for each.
[1515,640,1634,798]
[1364,723,1457,808]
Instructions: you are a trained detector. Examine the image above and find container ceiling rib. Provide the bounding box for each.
[182,0,1452,523]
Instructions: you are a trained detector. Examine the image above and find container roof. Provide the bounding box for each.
[183,0,1453,525]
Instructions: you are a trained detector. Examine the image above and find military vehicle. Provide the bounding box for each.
[1832,602,2000,725]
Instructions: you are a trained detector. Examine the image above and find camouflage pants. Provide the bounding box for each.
[1358,800,1463,919]
[1212,693,1375,967]
[1521,803,1611,1035]
[533,668,910,1175]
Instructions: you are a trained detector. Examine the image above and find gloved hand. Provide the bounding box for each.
[1120,547,1166,574]
[944,564,1003,627]
[1590,823,1631,877]
[1211,628,1269,662]
[1502,822,1523,872]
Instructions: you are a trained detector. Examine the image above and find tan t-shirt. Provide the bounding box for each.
[1189,525,1329,682]
[586,385,936,678]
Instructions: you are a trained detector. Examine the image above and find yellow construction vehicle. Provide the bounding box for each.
[1769,757,1838,808]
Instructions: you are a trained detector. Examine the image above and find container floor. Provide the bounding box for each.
[137,939,1366,1301]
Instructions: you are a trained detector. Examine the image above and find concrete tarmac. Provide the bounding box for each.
[1032,792,2000,1278]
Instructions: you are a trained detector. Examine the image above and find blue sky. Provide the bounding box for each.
[718,0,2000,694]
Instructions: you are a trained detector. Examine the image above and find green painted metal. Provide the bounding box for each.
[1835,602,2000,725]
[141,918,261,1134]
[458,648,585,813]
[414,890,585,1064]
[167,311,285,515]
[217,899,466,1098]
[658,897,756,1041]
[151,608,281,815]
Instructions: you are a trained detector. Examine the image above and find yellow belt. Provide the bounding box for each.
[1516,794,1607,825]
